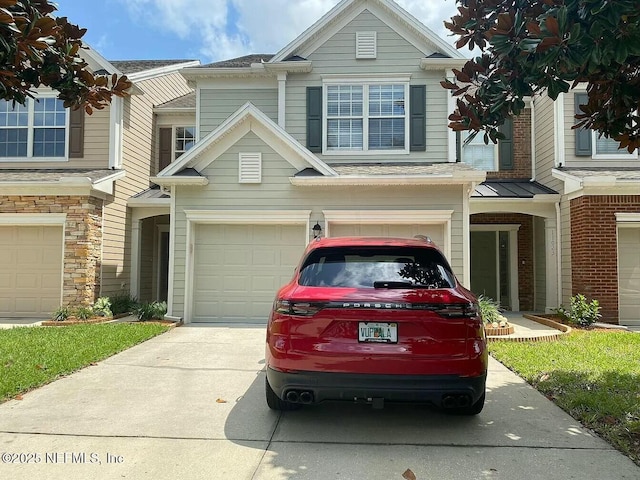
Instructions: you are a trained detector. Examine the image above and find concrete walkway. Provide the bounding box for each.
[0,324,638,479]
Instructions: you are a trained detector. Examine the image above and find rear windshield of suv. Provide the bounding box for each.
[298,247,456,289]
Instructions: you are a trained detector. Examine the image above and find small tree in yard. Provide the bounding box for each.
[443,0,640,152]
[0,0,130,112]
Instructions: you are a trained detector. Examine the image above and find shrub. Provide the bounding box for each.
[135,301,167,321]
[478,295,501,324]
[51,306,71,322]
[74,305,94,320]
[110,292,138,315]
[92,297,113,317]
[554,294,601,327]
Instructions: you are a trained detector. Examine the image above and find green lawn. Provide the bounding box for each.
[490,330,640,465]
[0,323,170,403]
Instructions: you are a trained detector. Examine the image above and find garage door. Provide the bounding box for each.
[192,224,306,322]
[618,226,640,326]
[329,224,445,250]
[0,226,63,317]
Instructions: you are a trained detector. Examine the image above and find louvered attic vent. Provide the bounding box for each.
[356,31,377,59]
[239,152,262,183]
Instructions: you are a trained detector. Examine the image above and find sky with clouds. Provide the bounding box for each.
[55,0,463,62]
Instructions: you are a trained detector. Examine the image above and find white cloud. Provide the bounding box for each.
[119,0,460,62]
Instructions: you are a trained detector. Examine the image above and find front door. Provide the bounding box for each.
[470,230,512,309]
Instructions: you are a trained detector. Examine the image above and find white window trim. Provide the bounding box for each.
[591,131,638,159]
[616,213,640,226]
[0,95,70,162]
[322,75,411,156]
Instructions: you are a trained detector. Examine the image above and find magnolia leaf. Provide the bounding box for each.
[402,469,417,480]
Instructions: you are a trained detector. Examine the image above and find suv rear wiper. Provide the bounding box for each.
[373,281,414,289]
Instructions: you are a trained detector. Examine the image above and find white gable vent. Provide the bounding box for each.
[239,152,262,183]
[356,31,377,59]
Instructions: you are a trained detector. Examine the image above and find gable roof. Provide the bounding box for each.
[152,103,337,185]
[270,0,463,62]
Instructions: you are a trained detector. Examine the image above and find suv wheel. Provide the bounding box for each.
[265,376,301,411]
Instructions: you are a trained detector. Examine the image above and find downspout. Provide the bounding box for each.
[530,97,536,180]
[555,201,562,308]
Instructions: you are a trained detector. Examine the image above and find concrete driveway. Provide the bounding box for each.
[0,325,638,480]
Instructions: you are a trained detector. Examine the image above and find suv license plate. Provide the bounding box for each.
[358,322,398,343]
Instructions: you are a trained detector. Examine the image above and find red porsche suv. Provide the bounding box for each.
[265,236,487,415]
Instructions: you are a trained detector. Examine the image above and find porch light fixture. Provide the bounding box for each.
[312,221,323,238]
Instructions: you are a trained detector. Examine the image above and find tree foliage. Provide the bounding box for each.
[0,0,131,113]
[443,0,640,151]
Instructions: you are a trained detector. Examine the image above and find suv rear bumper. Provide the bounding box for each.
[266,366,486,407]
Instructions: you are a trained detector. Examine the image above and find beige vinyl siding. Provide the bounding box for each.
[199,89,278,138]
[101,71,193,296]
[533,94,561,191]
[533,216,546,311]
[169,131,465,317]
[0,102,111,170]
[284,10,450,163]
[564,92,638,167]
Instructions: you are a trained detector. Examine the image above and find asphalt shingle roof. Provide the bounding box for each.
[110,60,198,75]
[327,162,479,176]
[200,54,274,68]
[0,169,122,183]
[156,92,196,109]
[557,167,640,181]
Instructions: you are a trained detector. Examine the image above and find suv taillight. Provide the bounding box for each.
[274,300,324,317]
[435,302,479,319]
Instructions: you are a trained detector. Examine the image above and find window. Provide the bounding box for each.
[461,132,497,170]
[593,133,635,157]
[298,247,455,289]
[324,81,408,153]
[174,126,196,159]
[0,98,67,158]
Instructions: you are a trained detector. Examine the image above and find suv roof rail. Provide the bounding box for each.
[414,234,433,243]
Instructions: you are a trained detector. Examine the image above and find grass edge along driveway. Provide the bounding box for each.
[490,330,640,466]
[0,323,170,403]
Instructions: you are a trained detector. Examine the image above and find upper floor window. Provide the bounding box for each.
[174,126,196,159]
[461,132,497,170]
[323,79,409,154]
[159,125,196,171]
[460,117,513,171]
[574,92,637,159]
[0,98,67,159]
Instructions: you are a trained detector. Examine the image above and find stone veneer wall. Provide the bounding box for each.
[570,195,640,323]
[0,195,103,307]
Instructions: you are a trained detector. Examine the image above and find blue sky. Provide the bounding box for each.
[55,0,460,62]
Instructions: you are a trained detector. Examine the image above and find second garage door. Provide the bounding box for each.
[329,224,445,251]
[0,225,63,317]
[618,226,640,326]
[192,224,306,322]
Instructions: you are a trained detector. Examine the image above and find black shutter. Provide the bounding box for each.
[68,107,85,158]
[498,116,513,170]
[159,128,172,172]
[306,87,322,153]
[409,85,426,151]
[575,93,592,156]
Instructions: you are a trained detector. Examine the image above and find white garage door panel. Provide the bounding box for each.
[192,224,305,322]
[618,227,640,325]
[330,224,445,250]
[0,225,63,317]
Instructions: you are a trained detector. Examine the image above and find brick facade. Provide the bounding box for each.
[0,195,103,308]
[570,195,640,323]
[471,213,534,311]
[487,109,532,179]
